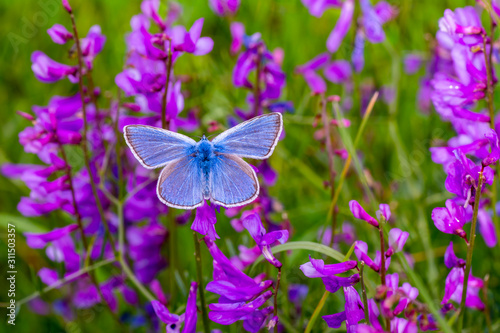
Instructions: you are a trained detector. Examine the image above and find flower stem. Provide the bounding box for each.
[304,291,328,333]
[69,11,117,255]
[273,267,282,333]
[359,261,369,323]
[193,231,210,333]
[378,226,386,286]
[162,40,173,129]
[58,144,88,249]
[457,167,484,331]
[17,257,116,308]
[116,201,155,302]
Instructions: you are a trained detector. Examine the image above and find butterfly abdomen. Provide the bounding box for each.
[195,139,215,199]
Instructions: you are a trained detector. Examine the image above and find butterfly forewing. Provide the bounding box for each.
[157,156,204,209]
[124,125,196,169]
[212,113,283,159]
[210,154,259,207]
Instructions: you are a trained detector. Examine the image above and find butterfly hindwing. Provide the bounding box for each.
[210,154,259,207]
[157,156,204,209]
[124,125,196,169]
[212,113,283,159]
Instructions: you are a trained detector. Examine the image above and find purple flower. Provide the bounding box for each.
[349,200,379,227]
[354,241,391,272]
[127,224,167,284]
[444,241,465,269]
[209,291,273,333]
[47,24,73,44]
[25,224,79,249]
[31,51,77,83]
[230,22,245,54]
[301,0,341,18]
[404,54,423,74]
[204,237,273,302]
[172,18,214,55]
[477,208,498,247]
[445,150,494,204]
[376,203,391,222]
[80,25,106,69]
[431,199,467,239]
[242,212,288,268]
[326,0,354,53]
[322,286,364,332]
[482,129,500,167]
[300,256,359,293]
[151,281,198,332]
[442,242,484,310]
[209,0,240,16]
[360,0,385,43]
[324,60,352,83]
[351,29,365,72]
[191,202,220,240]
[141,0,166,30]
[385,228,409,257]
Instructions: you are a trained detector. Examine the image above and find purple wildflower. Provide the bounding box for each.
[349,200,379,227]
[242,212,288,268]
[354,241,391,272]
[151,281,198,332]
[31,51,77,83]
[191,201,220,240]
[385,228,409,257]
[431,199,468,239]
[209,0,240,16]
[326,0,354,53]
[300,256,359,293]
[322,286,364,332]
[47,24,73,44]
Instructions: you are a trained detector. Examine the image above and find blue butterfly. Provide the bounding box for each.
[123,113,283,209]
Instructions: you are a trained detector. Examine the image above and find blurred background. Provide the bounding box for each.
[2,0,498,332]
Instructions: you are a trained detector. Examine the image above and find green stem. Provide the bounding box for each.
[359,261,369,323]
[320,92,379,241]
[304,291,328,333]
[457,167,485,331]
[117,201,155,302]
[193,231,210,333]
[16,258,116,307]
[162,40,173,129]
[273,267,282,333]
[69,11,117,255]
[483,274,492,333]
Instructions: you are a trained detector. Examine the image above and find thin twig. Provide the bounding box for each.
[69,11,117,255]
[273,267,282,333]
[457,166,485,331]
[193,232,210,333]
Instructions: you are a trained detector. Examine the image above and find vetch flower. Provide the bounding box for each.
[431,199,467,239]
[204,237,273,302]
[47,24,73,44]
[322,286,364,332]
[301,0,341,18]
[151,281,198,332]
[300,256,358,293]
[191,201,219,240]
[326,0,354,53]
[172,18,214,55]
[208,291,273,333]
[354,241,391,272]
[209,0,240,17]
[385,228,409,257]
[31,51,77,83]
[242,212,288,268]
[349,200,379,227]
[25,224,79,249]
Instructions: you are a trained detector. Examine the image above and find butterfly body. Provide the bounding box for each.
[124,113,283,209]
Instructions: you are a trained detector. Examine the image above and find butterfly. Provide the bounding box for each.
[123,113,283,209]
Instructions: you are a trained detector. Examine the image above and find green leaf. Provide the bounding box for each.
[249,241,346,272]
[0,214,48,234]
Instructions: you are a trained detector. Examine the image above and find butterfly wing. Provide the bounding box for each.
[210,154,259,207]
[157,156,204,209]
[124,125,196,169]
[212,113,283,159]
